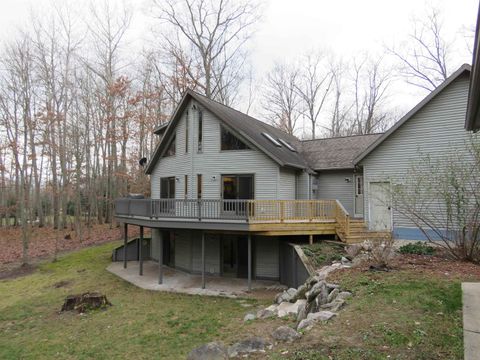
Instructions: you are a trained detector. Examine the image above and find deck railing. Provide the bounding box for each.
[115,198,350,228]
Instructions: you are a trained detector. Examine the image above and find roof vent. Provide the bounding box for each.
[277,138,296,152]
[262,132,282,147]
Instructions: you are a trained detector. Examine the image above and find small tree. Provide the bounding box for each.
[390,136,480,263]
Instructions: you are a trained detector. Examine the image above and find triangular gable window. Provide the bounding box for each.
[163,134,176,157]
[221,126,250,150]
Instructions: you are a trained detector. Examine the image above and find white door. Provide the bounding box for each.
[354,175,364,217]
[369,182,392,231]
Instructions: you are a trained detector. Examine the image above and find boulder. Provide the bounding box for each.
[295,284,308,300]
[327,288,339,303]
[257,304,277,319]
[296,300,314,323]
[337,291,352,301]
[277,299,306,318]
[341,256,352,266]
[320,299,345,312]
[297,311,337,331]
[275,287,298,304]
[227,337,271,358]
[187,342,228,360]
[305,281,325,302]
[243,313,256,322]
[272,326,301,342]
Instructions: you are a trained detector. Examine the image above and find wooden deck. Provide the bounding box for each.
[115,198,389,243]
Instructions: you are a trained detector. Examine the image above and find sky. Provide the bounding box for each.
[0,0,477,124]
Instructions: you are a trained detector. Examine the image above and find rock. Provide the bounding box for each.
[257,304,277,319]
[341,256,351,265]
[295,284,308,300]
[275,287,298,304]
[297,311,337,331]
[296,300,314,323]
[243,313,256,322]
[326,283,340,290]
[327,288,340,303]
[277,299,306,318]
[305,281,325,302]
[320,299,345,312]
[317,263,342,279]
[272,326,301,342]
[306,275,321,287]
[187,342,228,360]
[336,291,352,301]
[227,337,271,358]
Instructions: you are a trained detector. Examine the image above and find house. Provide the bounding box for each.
[466,2,480,132]
[114,89,382,289]
[355,64,477,240]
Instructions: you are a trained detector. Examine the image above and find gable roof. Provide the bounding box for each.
[300,133,383,171]
[145,90,309,174]
[466,3,480,132]
[354,64,471,165]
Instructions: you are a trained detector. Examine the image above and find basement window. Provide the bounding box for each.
[261,132,282,147]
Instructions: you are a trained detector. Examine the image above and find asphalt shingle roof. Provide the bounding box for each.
[300,134,383,170]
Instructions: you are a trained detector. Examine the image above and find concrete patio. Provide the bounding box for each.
[107,261,282,298]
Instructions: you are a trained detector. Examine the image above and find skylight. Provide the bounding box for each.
[278,138,297,152]
[262,132,282,147]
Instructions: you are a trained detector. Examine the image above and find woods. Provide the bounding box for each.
[0,0,472,265]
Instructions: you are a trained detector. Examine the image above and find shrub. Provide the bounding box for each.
[399,242,435,256]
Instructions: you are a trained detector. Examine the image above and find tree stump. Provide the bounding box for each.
[61,292,112,313]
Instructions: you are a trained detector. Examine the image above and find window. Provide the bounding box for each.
[197,174,202,199]
[261,132,282,146]
[160,177,175,199]
[356,176,363,196]
[198,110,203,152]
[164,134,176,157]
[221,125,250,150]
[277,138,296,152]
[222,175,254,200]
[185,110,189,153]
[184,175,188,199]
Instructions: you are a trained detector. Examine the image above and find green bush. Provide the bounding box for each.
[399,242,435,255]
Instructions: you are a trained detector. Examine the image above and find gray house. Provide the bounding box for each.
[355,64,477,240]
[114,90,382,289]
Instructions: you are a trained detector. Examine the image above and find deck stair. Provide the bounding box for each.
[336,219,391,244]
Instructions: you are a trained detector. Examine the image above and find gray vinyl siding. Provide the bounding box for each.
[315,170,355,215]
[360,73,475,230]
[192,233,221,275]
[255,237,279,279]
[151,99,288,200]
[174,230,192,271]
[279,169,296,199]
[150,229,161,261]
[296,171,311,200]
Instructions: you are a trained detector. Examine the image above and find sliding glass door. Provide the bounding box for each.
[222,174,254,215]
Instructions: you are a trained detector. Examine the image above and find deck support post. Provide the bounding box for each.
[309,234,313,245]
[201,232,206,289]
[123,223,128,269]
[248,234,252,292]
[139,226,144,276]
[159,232,163,284]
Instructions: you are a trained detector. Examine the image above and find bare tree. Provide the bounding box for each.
[388,7,450,92]
[327,61,351,138]
[295,52,333,139]
[351,55,392,135]
[154,0,260,104]
[262,63,302,135]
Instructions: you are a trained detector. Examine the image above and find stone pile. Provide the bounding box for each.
[248,274,352,332]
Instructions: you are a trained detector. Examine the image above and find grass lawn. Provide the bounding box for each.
[1,241,478,360]
[0,241,272,359]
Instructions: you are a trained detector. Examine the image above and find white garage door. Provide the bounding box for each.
[369,182,392,231]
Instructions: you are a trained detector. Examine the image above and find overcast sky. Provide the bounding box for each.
[0,0,477,123]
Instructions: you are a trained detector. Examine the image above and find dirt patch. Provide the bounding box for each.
[53,280,72,288]
[0,263,37,280]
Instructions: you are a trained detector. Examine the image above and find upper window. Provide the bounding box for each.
[185,110,189,153]
[164,134,176,157]
[221,126,250,151]
[198,110,203,152]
